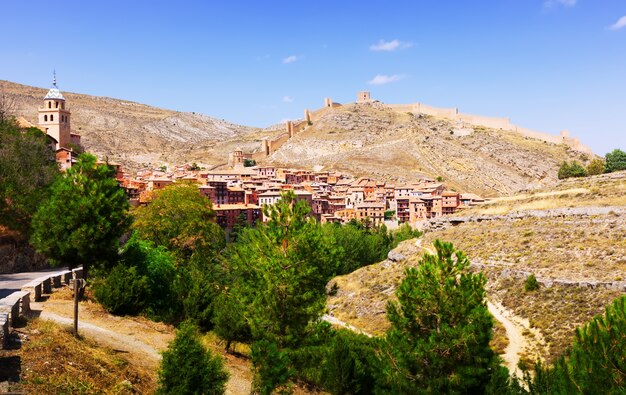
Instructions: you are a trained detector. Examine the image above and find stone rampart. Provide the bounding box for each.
[386,101,592,154]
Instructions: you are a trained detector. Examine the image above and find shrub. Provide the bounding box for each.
[121,235,178,319]
[558,161,588,179]
[524,274,540,292]
[393,223,423,245]
[158,320,228,395]
[586,158,605,176]
[93,265,150,315]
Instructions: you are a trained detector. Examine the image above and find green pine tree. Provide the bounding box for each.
[383,239,496,393]
[31,153,129,276]
[158,320,229,395]
[605,149,626,173]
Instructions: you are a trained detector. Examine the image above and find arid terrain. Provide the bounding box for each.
[271,101,591,197]
[1,80,283,173]
[326,171,626,368]
[4,80,591,197]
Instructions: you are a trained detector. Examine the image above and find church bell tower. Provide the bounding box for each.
[38,71,71,149]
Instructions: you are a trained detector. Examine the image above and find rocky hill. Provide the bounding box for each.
[0,80,281,172]
[326,171,626,366]
[270,101,591,197]
[3,80,594,196]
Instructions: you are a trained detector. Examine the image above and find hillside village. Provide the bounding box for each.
[118,161,485,233]
[16,77,488,233]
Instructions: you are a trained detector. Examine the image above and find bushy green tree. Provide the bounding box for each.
[529,296,626,394]
[557,161,588,179]
[158,320,229,395]
[586,158,605,176]
[0,119,58,235]
[229,191,340,348]
[31,154,130,275]
[250,340,294,395]
[383,240,495,393]
[227,191,342,391]
[93,234,178,319]
[132,182,225,262]
[605,149,626,173]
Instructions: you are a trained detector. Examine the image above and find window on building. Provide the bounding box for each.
[48,102,51,108]
[50,115,54,121]
[44,115,48,122]
[55,101,59,108]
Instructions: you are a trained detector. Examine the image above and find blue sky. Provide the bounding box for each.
[2,1,624,154]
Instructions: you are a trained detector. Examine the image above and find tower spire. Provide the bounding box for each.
[52,69,57,88]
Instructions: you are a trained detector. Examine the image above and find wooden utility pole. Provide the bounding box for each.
[73,279,84,336]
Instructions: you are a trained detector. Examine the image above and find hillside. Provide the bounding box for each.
[270,101,592,197]
[0,80,282,172]
[326,171,626,365]
[3,80,595,196]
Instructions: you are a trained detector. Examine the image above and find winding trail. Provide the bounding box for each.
[487,301,526,377]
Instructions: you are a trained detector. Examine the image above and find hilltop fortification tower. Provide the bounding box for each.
[38,72,72,149]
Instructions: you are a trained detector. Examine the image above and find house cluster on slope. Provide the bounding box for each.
[118,164,485,233]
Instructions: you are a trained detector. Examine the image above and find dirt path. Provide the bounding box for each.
[32,291,253,394]
[487,301,525,377]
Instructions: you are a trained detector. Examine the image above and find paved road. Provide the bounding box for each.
[0,268,67,298]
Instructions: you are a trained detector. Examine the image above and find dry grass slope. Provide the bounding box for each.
[20,319,156,394]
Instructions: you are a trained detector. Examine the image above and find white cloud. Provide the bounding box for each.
[368,74,405,86]
[369,39,413,52]
[609,16,626,31]
[543,0,576,8]
[282,55,298,64]
[282,96,294,103]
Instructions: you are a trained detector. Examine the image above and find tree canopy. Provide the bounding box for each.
[605,149,626,173]
[384,240,496,393]
[31,153,130,273]
[0,119,58,235]
[132,182,224,262]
